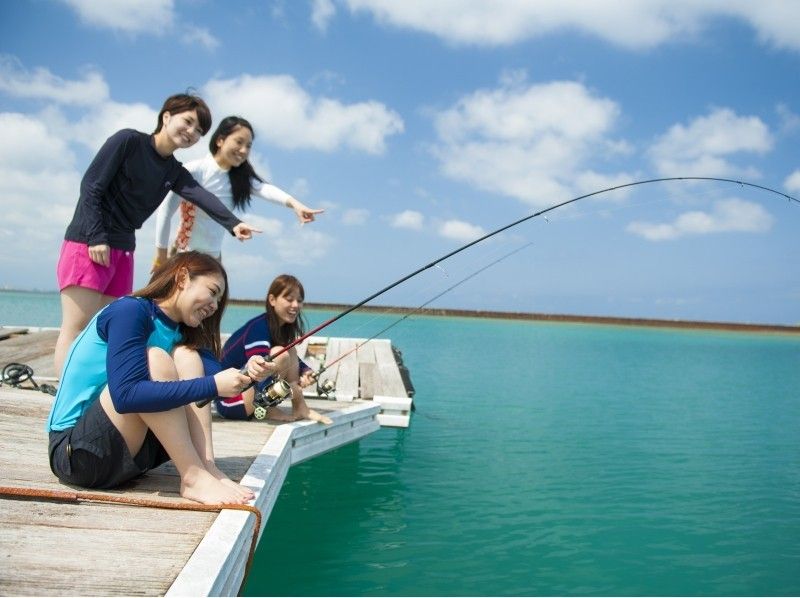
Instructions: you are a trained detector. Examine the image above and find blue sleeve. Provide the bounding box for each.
[98,299,218,413]
[174,167,241,234]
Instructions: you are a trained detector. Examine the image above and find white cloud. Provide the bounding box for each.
[343,0,800,51]
[390,210,424,230]
[649,108,772,178]
[0,56,109,106]
[204,74,404,154]
[232,215,335,266]
[60,0,175,35]
[785,170,800,195]
[626,198,774,241]
[777,103,800,134]
[432,77,628,206]
[181,25,220,50]
[342,209,369,225]
[289,178,311,199]
[0,112,82,277]
[64,101,158,152]
[438,219,486,242]
[312,0,337,32]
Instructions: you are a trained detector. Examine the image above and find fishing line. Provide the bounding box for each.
[316,241,535,381]
[284,177,796,350]
[199,176,798,407]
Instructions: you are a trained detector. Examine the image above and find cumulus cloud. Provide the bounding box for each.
[181,25,220,50]
[648,108,772,177]
[390,210,424,230]
[343,0,800,51]
[312,0,337,32]
[626,198,774,241]
[785,170,800,195]
[63,100,157,152]
[438,219,486,242]
[342,209,369,225]
[431,77,630,206]
[204,74,404,154]
[237,215,334,265]
[0,112,81,273]
[0,56,109,105]
[776,103,800,134]
[59,0,175,35]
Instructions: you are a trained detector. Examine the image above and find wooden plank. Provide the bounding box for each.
[357,340,376,363]
[335,339,360,399]
[372,339,409,397]
[0,327,28,341]
[359,362,378,399]
[0,383,275,597]
[0,328,59,379]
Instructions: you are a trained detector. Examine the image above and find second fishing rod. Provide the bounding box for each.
[198,176,799,411]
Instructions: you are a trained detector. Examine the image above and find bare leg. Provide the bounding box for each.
[99,347,251,504]
[55,286,114,376]
[266,346,332,425]
[172,346,253,500]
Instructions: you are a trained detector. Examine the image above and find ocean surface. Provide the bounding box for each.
[2,290,799,596]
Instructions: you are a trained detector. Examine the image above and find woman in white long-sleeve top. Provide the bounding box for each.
[153,115,323,266]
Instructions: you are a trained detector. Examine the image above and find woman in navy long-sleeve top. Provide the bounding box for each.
[48,251,274,504]
[54,93,261,375]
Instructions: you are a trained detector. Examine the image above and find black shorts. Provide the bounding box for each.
[48,398,170,489]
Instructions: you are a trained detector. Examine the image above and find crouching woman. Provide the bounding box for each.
[46,251,273,505]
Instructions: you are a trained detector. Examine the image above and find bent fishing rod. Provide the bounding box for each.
[309,242,535,397]
[198,176,798,408]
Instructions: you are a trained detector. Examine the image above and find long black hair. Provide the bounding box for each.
[209,116,264,210]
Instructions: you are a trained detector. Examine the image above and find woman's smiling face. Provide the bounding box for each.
[178,272,225,328]
[268,285,304,325]
[162,109,204,149]
[215,124,253,170]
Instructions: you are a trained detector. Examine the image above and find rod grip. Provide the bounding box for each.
[194,359,265,408]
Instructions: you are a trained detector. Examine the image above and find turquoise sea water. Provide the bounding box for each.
[2,291,799,596]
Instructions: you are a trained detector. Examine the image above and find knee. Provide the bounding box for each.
[148,347,178,381]
[172,346,205,379]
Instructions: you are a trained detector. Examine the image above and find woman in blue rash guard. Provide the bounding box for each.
[210,274,332,425]
[47,251,275,505]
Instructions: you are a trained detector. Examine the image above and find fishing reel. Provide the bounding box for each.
[317,377,336,398]
[252,378,291,420]
[308,368,336,399]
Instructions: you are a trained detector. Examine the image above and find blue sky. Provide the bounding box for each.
[1,1,798,325]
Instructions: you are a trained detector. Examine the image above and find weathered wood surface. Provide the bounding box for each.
[0,386,273,596]
[301,337,413,401]
[0,327,59,379]
[0,329,384,596]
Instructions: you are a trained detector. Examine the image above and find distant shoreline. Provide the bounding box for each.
[228,299,800,335]
[1,290,796,335]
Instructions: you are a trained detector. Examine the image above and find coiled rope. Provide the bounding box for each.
[0,362,57,395]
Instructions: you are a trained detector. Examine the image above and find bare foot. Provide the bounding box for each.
[180,468,251,505]
[206,462,255,501]
[266,406,296,422]
[305,409,333,425]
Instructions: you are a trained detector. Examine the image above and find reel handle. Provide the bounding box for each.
[195,357,270,408]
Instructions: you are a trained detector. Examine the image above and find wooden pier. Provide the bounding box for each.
[0,327,413,596]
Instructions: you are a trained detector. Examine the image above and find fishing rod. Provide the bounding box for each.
[199,176,798,409]
[309,242,535,398]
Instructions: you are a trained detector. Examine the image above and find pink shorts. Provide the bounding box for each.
[56,240,134,298]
